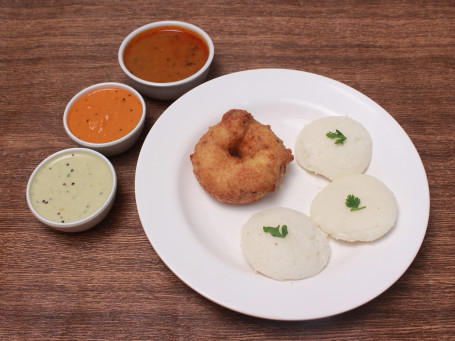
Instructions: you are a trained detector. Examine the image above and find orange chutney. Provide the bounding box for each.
[123,26,209,83]
[67,88,143,144]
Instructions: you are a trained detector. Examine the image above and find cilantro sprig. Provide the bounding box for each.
[326,129,347,144]
[346,194,366,211]
[263,225,288,238]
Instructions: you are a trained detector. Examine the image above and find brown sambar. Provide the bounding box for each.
[123,26,209,83]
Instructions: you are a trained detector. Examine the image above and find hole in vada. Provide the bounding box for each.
[229,146,241,158]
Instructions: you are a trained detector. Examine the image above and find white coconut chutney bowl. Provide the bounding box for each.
[26,148,117,233]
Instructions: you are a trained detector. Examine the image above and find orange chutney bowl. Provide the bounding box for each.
[63,82,146,156]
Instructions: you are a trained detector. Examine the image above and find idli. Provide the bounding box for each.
[310,174,398,242]
[295,116,372,180]
[241,207,330,281]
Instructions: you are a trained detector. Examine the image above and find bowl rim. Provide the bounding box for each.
[118,20,215,88]
[26,147,117,229]
[63,82,146,148]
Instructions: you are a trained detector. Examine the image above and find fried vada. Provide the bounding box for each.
[190,109,294,204]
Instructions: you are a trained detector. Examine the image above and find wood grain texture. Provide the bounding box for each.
[1,0,454,339]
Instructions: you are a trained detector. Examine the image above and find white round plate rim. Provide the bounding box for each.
[135,69,429,320]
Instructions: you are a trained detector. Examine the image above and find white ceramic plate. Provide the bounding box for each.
[135,69,429,320]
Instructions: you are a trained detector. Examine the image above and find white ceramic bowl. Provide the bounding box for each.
[118,21,215,100]
[63,82,146,156]
[26,148,117,233]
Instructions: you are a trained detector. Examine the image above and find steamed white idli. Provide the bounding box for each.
[295,116,372,180]
[310,174,398,242]
[241,207,330,281]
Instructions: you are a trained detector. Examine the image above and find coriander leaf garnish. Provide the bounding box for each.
[326,129,347,144]
[346,194,366,211]
[263,225,288,238]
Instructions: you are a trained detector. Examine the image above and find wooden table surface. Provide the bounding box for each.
[1,0,454,339]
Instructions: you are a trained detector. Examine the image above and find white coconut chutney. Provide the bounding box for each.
[29,150,113,223]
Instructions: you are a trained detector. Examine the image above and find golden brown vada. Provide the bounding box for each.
[190,109,294,204]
